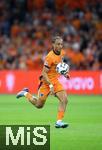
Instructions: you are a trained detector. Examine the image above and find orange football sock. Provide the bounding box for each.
[57,111,64,121]
[25,92,33,101]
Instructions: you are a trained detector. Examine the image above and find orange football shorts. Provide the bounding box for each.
[38,80,64,100]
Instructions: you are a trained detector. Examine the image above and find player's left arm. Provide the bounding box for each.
[64,72,70,79]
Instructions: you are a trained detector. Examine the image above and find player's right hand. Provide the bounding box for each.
[49,84,54,95]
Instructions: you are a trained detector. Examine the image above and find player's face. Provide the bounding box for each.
[53,38,63,54]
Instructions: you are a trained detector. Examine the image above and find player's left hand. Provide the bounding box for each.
[64,72,70,79]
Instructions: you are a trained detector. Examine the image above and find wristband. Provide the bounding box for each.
[49,84,53,88]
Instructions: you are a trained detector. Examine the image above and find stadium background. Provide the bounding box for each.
[0,0,102,150]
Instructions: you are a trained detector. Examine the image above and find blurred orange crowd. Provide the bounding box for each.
[0,0,102,70]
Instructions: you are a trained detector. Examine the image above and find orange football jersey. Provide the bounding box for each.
[44,50,65,83]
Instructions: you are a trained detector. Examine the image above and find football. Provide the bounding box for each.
[56,62,69,75]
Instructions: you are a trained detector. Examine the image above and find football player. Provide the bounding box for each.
[16,36,70,128]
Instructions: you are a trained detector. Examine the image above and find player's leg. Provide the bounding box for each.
[56,90,68,117]
[25,92,47,109]
[55,90,68,128]
[57,90,68,110]
[53,81,68,128]
[16,83,49,109]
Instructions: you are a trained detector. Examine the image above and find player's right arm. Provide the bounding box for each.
[42,56,54,94]
[42,66,52,85]
[42,66,54,94]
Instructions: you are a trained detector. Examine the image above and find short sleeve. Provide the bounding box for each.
[44,55,53,68]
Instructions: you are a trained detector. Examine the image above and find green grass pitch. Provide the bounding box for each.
[0,95,102,150]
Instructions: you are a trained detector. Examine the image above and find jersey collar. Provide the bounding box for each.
[53,49,61,55]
